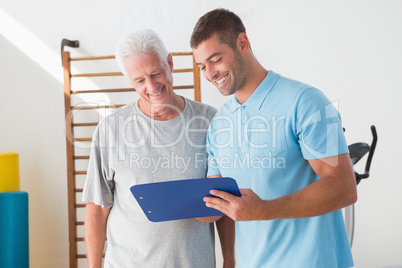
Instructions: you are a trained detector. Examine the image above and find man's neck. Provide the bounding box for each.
[139,95,185,121]
[235,65,268,105]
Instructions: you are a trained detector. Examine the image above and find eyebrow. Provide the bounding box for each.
[133,68,164,81]
[195,52,222,66]
[133,76,144,82]
[151,68,163,74]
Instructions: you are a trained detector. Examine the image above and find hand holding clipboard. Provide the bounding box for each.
[130,177,240,222]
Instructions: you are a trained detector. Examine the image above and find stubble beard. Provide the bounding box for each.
[218,50,248,96]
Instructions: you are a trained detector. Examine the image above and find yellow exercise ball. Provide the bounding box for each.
[0,152,20,192]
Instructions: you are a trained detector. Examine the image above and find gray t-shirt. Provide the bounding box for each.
[82,97,218,268]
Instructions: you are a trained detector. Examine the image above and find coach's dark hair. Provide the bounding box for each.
[190,8,246,49]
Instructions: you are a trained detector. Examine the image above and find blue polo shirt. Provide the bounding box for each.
[207,71,353,268]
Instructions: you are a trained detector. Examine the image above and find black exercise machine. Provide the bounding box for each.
[344,125,378,247]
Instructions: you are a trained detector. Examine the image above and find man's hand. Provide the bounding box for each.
[204,154,357,222]
[204,188,265,221]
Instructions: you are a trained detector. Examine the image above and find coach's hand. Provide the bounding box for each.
[204,188,266,221]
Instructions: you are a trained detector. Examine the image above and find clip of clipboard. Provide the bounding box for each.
[130,177,240,222]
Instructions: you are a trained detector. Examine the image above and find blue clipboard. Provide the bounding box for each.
[130,177,240,222]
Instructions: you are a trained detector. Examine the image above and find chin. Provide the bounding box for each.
[218,88,235,96]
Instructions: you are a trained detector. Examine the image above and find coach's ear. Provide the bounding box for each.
[237,32,250,54]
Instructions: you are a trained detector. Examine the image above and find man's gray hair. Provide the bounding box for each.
[115,29,169,76]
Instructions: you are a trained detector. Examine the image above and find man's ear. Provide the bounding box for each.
[236,32,250,54]
[167,53,174,71]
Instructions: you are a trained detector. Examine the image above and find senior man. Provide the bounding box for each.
[82,29,234,268]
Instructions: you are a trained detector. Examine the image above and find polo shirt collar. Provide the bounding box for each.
[229,70,280,113]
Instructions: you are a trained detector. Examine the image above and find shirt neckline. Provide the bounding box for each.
[133,97,188,125]
[229,70,280,113]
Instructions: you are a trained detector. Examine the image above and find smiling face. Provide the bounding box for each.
[193,33,249,96]
[124,51,174,109]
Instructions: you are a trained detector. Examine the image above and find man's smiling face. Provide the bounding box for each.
[193,33,248,96]
[124,51,174,107]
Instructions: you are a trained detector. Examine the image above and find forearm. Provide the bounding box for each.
[262,175,356,220]
[261,154,357,221]
[216,216,236,268]
[85,203,110,268]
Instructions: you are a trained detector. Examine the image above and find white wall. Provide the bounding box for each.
[0,0,401,267]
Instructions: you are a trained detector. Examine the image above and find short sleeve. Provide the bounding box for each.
[296,88,349,160]
[82,123,115,208]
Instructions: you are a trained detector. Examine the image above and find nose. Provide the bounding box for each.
[204,66,218,81]
[146,78,160,94]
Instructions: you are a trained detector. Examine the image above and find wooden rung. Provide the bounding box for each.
[71,88,135,94]
[74,155,90,160]
[172,68,193,73]
[76,221,84,226]
[74,171,87,175]
[76,237,85,242]
[71,72,123,78]
[75,188,83,193]
[71,104,124,110]
[71,55,115,61]
[73,122,98,127]
[173,85,194,90]
[171,52,192,56]
[75,138,92,142]
[76,204,86,208]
